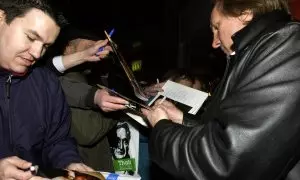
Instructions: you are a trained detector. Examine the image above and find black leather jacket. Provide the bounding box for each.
[149,11,300,180]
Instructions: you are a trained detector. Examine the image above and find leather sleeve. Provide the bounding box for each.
[149,24,300,179]
[182,113,203,127]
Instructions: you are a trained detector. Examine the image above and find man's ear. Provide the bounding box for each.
[239,10,253,24]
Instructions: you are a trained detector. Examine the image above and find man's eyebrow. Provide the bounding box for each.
[27,30,52,46]
[27,30,43,41]
[210,22,218,29]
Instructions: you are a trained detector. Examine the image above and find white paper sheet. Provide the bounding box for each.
[126,80,209,127]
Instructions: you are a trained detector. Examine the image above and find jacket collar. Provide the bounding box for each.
[0,68,32,83]
[232,10,291,53]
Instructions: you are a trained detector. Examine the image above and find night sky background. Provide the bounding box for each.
[50,0,300,84]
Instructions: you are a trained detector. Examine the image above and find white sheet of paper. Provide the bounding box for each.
[149,80,208,114]
[126,80,209,127]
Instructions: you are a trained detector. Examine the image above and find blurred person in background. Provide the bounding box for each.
[43,25,129,171]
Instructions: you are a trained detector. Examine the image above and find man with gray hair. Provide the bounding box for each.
[142,0,300,179]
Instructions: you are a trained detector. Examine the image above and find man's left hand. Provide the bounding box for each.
[66,163,94,172]
[94,89,128,112]
[142,104,169,127]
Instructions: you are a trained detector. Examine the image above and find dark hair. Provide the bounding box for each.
[46,25,101,56]
[213,0,289,18]
[116,122,131,140]
[0,0,67,27]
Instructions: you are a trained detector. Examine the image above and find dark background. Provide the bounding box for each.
[50,0,300,83]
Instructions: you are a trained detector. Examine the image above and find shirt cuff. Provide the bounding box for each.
[52,56,66,73]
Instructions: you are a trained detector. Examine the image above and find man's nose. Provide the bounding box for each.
[29,42,43,59]
[120,142,125,149]
[212,36,221,49]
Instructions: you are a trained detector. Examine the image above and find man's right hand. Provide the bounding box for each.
[94,89,129,112]
[0,156,33,180]
[157,100,184,124]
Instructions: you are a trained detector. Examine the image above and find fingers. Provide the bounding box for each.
[154,98,167,105]
[8,159,33,180]
[106,95,128,105]
[102,45,112,52]
[81,164,94,172]
[145,106,169,127]
[141,108,150,116]
[156,82,165,88]
[6,167,33,180]
[102,105,127,112]
[160,100,175,107]
[94,39,112,55]
[95,89,129,112]
[99,89,129,104]
[95,39,108,49]
[100,101,127,112]
[66,163,93,172]
[87,52,110,62]
[29,176,48,180]
[7,156,31,169]
[143,83,164,96]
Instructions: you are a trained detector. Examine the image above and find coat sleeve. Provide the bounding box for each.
[70,108,117,146]
[149,25,300,179]
[59,75,98,109]
[42,71,82,169]
[45,56,98,110]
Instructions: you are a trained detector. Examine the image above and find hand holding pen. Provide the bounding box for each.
[0,156,36,180]
[143,79,164,98]
[79,36,113,63]
[98,28,115,52]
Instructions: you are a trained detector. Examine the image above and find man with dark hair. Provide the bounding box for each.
[109,122,135,175]
[143,0,300,179]
[0,0,92,179]
[112,122,131,160]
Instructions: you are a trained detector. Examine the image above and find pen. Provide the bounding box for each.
[158,96,166,104]
[98,28,115,52]
[25,165,38,175]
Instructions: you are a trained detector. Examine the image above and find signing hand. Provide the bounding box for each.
[66,163,94,180]
[143,82,165,98]
[0,156,33,180]
[142,103,169,127]
[94,89,129,112]
[157,100,183,124]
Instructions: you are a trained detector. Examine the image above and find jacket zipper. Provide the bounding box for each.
[5,74,13,149]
